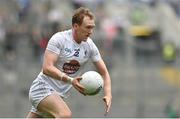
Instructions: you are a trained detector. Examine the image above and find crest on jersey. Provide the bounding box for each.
[84,50,89,58]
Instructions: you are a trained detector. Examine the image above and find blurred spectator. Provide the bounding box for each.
[112,26,126,54]
[71,0,104,10]
[100,18,119,71]
[169,0,180,17]
[71,0,85,9]
[39,30,51,63]
[4,28,17,61]
[16,0,31,22]
[0,18,5,43]
[47,6,63,33]
[101,18,118,52]
[29,27,41,60]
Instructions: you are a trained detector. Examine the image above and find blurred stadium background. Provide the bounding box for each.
[0,0,180,118]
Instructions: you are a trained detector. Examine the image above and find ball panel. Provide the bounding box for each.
[81,71,104,95]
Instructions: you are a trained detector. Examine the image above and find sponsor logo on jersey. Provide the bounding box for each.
[65,48,72,53]
[63,60,80,74]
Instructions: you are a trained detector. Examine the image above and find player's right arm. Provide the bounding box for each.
[42,50,65,81]
[42,49,86,95]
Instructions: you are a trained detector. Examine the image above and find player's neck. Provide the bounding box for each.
[72,29,81,44]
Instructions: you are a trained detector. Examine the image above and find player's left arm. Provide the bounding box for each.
[94,59,112,115]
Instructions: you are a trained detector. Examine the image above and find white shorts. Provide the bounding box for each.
[29,77,57,115]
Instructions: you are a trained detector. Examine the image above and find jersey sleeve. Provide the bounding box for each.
[90,40,102,62]
[46,33,63,55]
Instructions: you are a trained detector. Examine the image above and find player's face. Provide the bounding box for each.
[76,16,95,42]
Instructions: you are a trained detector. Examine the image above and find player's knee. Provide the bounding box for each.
[54,110,72,118]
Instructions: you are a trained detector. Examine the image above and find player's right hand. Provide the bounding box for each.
[72,77,86,96]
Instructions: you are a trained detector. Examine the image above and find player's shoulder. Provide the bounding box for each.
[86,37,96,47]
[86,37,94,44]
[60,29,72,37]
[50,29,72,42]
[84,38,98,51]
[52,29,71,37]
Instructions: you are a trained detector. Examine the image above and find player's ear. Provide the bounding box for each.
[73,23,79,29]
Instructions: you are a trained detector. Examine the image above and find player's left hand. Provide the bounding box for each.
[72,77,86,96]
[103,95,112,116]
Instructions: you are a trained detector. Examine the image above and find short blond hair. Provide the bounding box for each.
[72,7,94,25]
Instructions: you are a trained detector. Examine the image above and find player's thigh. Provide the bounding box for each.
[37,92,71,117]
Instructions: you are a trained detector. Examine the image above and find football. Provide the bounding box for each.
[80,71,104,95]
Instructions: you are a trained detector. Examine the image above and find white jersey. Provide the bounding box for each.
[37,29,102,97]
